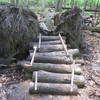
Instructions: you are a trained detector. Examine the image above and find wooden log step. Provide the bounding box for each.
[37,36,66,41]
[32,71,85,87]
[30,40,65,46]
[29,43,71,50]
[30,44,65,52]
[30,49,80,57]
[27,55,72,64]
[18,61,82,74]
[29,83,78,95]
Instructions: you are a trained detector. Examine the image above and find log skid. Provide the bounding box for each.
[29,83,78,95]
[18,61,82,74]
[32,71,85,87]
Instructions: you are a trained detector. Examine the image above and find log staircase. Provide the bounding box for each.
[18,34,85,96]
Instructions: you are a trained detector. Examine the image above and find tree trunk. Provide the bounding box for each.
[15,0,19,6]
[32,71,85,87]
[40,0,45,9]
[95,0,99,18]
[10,0,16,4]
[56,0,63,12]
[29,83,78,95]
[70,0,75,8]
[18,61,82,74]
[84,0,88,10]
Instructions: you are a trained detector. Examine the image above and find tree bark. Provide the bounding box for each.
[29,83,78,95]
[18,61,82,74]
[27,55,73,64]
[32,71,85,87]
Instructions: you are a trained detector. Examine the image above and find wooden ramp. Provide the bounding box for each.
[18,34,85,100]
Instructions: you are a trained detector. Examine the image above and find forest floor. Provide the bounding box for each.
[78,30,100,100]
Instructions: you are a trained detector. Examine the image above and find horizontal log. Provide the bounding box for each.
[30,40,65,46]
[32,71,85,87]
[30,44,65,52]
[27,55,72,64]
[29,44,71,51]
[37,36,66,41]
[30,49,80,57]
[18,61,82,74]
[29,83,78,95]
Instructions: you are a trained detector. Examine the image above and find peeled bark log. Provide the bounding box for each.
[27,55,72,64]
[30,49,80,57]
[18,61,82,74]
[30,40,65,45]
[41,40,63,44]
[30,44,65,52]
[29,44,71,50]
[32,71,85,87]
[37,36,66,41]
[29,83,78,95]
[38,44,64,52]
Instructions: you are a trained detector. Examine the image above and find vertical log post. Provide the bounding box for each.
[70,60,75,92]
[38,34,42,49]
[34,71,38,91]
